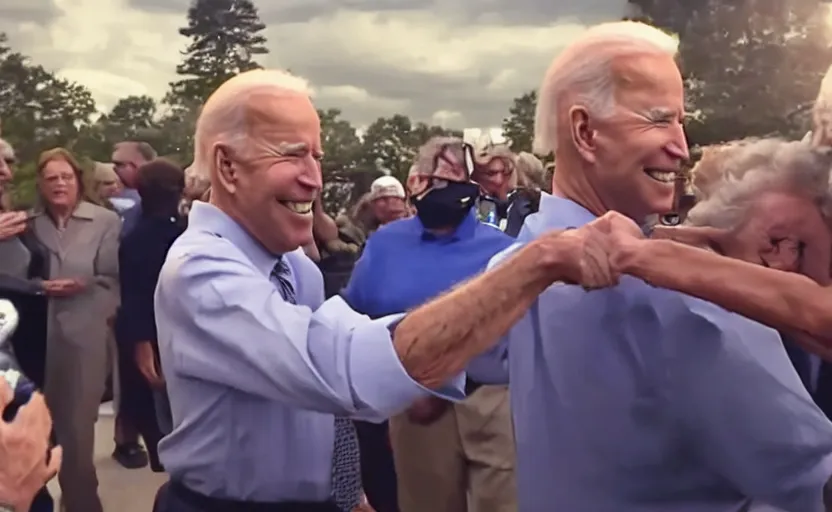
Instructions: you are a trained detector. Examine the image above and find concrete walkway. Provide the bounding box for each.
[47,403,166,512]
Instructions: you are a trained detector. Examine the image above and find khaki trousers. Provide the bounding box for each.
[390,385,517,512]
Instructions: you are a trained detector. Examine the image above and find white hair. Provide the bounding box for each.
[0,138,14,161]
[533,21,679,155]
[192,69,314,175]
[686,138,832,230]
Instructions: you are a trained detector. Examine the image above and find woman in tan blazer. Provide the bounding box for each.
[29,148,120,512]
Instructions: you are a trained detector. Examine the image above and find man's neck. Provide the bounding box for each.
[552,163,608,218]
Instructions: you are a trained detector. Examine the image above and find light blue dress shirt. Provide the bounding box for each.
[154,202,464,502]
[486,194,832,512]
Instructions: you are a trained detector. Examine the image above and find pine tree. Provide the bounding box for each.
[166,0,268,107]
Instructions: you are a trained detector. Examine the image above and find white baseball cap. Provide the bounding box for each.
[369,176,405,200]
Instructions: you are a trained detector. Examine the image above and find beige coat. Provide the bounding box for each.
[30,200,120,512]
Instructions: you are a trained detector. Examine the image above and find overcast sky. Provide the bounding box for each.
[1,0,630,130]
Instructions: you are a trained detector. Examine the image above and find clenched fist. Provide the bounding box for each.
[0,380,61,512]
[539,211,644,290]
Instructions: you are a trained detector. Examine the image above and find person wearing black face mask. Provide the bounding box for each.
[411,179,480,230]
[340,137,518,512]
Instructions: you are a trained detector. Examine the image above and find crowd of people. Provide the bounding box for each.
[4,17,832,512]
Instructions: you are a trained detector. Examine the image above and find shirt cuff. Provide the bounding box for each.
[316,297,465,422]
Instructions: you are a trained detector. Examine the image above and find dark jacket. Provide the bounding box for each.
[116,213,185,349]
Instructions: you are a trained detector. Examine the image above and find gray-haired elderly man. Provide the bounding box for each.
[152,69,618,512]
[478,19,832,512]
[605,137,832,511]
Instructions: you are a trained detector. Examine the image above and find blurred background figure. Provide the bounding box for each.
[0,138,13,210]
[471,145,543,237]
[315,175,410,298]
[344,137,517,512]
[110,141,157,470]
[117,158,186,473]
[0,137,49,390]
[93,162,122,206]
[366,175,408,227]
[180,164,209,217]
[29,147,121,512]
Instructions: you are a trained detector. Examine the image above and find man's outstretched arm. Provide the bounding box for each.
[393,218,616,389]
[618,238,832,358]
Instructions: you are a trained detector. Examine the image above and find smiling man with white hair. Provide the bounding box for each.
[151,69,617,512]
[477,20,832,511]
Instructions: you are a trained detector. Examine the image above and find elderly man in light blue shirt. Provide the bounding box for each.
[482,21,832,512]
[152,69,615,512]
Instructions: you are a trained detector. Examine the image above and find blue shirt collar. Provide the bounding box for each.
[538,194,598,227]
[418,209,479,242]
[188,201,279,276]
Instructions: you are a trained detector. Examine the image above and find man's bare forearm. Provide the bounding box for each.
[621,239,832,352]
[392,238,560,389]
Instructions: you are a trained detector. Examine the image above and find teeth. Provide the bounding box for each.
[285,201,313,214]
[646,170,676,183]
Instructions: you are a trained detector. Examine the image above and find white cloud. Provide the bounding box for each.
[4,0,624,126]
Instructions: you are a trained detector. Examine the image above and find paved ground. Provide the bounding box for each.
[47,403,167,512]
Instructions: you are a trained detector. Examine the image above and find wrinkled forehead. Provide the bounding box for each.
[243,91,321,152]
[611,53,684,113]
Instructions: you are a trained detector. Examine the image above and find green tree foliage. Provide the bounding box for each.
[501,90,537,154]
[103,95,157,137]
[629,0,832,145]
[357,115,461,183]
[165,0,268,108]
[0,34,97,164]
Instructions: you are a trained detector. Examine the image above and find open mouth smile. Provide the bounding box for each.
[279,200,313,215]
[644,169,677,184]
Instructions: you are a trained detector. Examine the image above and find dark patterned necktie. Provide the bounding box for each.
[270,257,362,511]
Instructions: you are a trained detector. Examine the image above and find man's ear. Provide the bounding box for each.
[214,144,237,193]
[568,105,597,163]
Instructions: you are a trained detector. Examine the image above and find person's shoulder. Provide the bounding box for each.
[83,201,120,223]
[372,217,417,238]
[486,240,525,270]
[161,229,244,281]
[362,217,418,253]
[474,222,514,245]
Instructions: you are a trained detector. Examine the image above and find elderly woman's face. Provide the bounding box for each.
[474,157,514,198]
[39,159,79,209]
[720,191,830,284]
